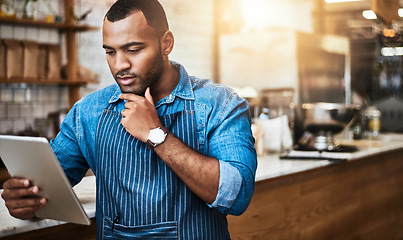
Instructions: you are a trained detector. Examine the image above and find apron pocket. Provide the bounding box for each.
[103,217,178,239]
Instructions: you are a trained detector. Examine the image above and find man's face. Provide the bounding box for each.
[102,11,164,95]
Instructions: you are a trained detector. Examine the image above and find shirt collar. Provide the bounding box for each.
[107,61,195,105]
[109,84,122,104]
[157,61,194,106]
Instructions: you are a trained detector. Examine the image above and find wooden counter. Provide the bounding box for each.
[228,140,403,239]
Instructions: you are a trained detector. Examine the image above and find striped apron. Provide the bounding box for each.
[95,99,230,239]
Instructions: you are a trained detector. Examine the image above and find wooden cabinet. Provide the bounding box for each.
[0,0,97,107]
[228,149,403,240]
[0,219,97,240]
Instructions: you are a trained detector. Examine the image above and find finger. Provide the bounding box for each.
[8,198,46,220]
[3,178,30,189]
[144,87,154,105]
[124,101,136,109]
[9,207,36,220]
[124,98,148,110]
[120,93,143,102]
[121,118,127,128]
[2,186,41,200]
[6,197,46,210]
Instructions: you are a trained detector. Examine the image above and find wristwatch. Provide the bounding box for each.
[146,126,168,149]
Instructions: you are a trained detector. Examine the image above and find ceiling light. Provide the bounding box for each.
[362,10,377,19]
[381,47,403,56]
[363,8,403,19]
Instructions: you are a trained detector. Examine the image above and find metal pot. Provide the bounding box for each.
[295,103,360,151]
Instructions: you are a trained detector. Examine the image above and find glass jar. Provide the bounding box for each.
[23,0,38,19]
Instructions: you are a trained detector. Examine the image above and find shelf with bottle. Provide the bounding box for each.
[0,77,98,85]
[0,16,97,31]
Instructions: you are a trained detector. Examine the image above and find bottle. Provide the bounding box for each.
[258,108,270,120]
[352,110,362,140]
[363,106,381,140]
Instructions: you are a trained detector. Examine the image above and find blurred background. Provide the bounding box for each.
[0,0,402,136]
[1,1,402,237]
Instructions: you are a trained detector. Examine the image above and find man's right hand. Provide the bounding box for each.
[1,178,47,220]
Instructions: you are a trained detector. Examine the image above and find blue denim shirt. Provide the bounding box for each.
[51,62,257,216]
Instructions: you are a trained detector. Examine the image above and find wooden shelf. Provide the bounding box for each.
[0,78,98,85]
[1,0,97,108]
[0,17,98,31]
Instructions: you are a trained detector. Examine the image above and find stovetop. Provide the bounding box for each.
[280,144,359,161]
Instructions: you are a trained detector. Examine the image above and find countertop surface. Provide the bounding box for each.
[2,134,403,237]
[255,135,403,181]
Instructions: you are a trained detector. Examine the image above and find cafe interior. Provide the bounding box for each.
[0,0,402,239]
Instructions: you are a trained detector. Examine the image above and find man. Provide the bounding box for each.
[1,0,257,239]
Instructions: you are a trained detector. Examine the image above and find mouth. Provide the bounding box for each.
[116,75,136,86]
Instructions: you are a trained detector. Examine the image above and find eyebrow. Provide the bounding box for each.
[102,42,144,50]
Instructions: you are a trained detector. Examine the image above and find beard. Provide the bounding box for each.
[115,51,165,96]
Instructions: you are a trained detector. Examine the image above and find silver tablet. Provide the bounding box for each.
[0,135,91,225]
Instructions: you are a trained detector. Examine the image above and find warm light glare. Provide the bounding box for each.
[381,47,403,57]
[241,0,276,32]
[325,0,362,3]
[383,29,397,38]
[241,0,291,32]
[240,0,316,33]
[399,9,403,17]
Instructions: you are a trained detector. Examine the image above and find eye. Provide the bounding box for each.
[126,48,141,54]
[105,50,115,56]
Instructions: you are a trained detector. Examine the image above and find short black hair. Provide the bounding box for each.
[105,0,169,38]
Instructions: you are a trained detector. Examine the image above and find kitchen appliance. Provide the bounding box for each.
[294,103,360,152]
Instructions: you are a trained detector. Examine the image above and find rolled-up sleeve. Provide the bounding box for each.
[206,93,257,215]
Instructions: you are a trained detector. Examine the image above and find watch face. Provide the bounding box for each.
[149,128,166,144]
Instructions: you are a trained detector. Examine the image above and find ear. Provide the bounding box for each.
[160,31,174,56]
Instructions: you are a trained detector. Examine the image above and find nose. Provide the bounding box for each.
[114,52,131,72]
